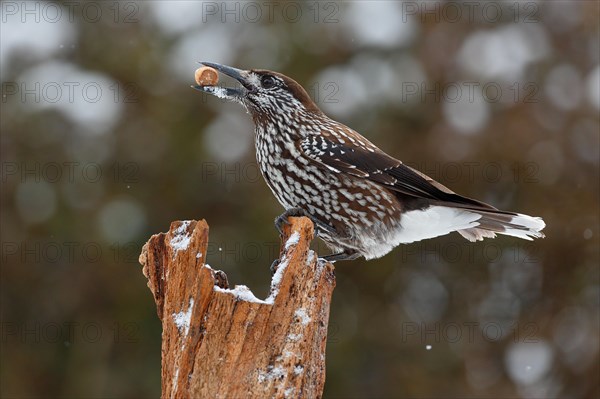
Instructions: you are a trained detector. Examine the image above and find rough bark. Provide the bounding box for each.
[139,217,335,399]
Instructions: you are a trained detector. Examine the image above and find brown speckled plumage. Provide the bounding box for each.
[194,63,546,261]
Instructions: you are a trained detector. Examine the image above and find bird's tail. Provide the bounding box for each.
[456,209,546,242]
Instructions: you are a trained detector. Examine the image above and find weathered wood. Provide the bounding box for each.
[139,217,335,399]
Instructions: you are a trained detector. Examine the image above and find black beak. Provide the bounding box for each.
[192,62,253,100]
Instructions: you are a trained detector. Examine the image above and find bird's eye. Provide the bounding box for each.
[261,75,277,89]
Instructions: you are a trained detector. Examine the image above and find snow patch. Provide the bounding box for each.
[285,231,301,250]
[265,257,290,304]
[171,221,192,252]
[257,365,286,383]
[287,333,303,342]
[293,365,304,375]
[306,250,316,265]
[311,250,327,280]
[196,252,202,259]
[214,285,267,304]
[294,308,311,326]
[172,298,194,336]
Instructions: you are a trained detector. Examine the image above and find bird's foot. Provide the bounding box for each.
[274,207,337,238]
[274,207,310,236]
[319,250,361,263]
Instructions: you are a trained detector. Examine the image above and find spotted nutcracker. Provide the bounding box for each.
[193,62,545,262]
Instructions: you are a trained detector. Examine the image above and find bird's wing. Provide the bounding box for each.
[298,133,498,211]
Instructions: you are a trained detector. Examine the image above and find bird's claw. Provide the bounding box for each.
[274,207,337,239]
[274,207,310,236]
[319,250,361,262]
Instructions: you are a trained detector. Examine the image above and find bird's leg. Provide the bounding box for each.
[320,249,361,263]
[274,207,336,237]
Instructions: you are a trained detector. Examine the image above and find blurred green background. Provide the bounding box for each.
[1,1,599,398]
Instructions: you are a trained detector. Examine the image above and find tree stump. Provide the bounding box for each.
[138,217,336,398]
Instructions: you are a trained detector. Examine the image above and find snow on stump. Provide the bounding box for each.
[138,217,336,399]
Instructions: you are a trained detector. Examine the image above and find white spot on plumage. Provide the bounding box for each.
[500,214,546,240]
[397,207,480,242]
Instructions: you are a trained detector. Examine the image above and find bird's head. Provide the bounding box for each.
[193,62,321,120]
